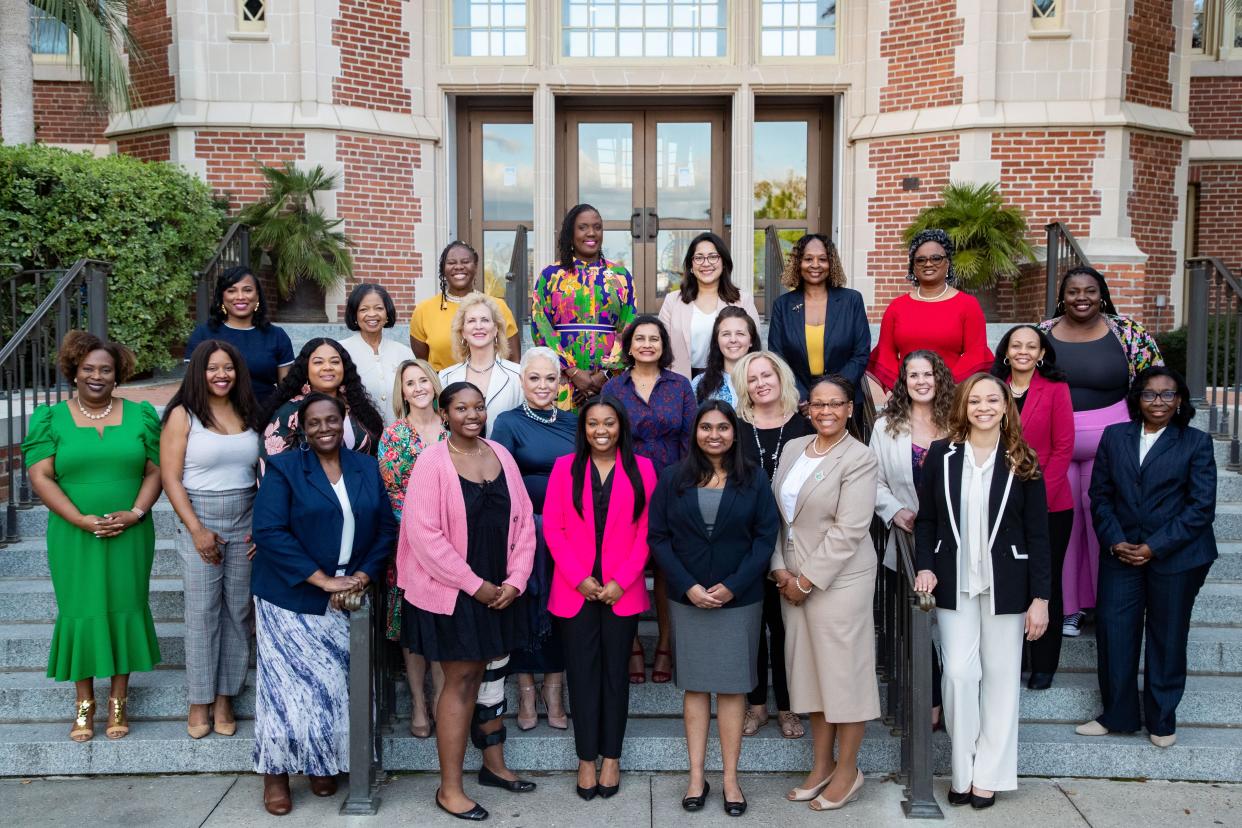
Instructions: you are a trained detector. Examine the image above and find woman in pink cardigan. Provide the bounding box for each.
[397,381,537,821]
[543,396,657,801]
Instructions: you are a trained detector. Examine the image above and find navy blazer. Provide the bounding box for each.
[648,462,780,608]
[766,286,871,402]
[252,448,398,614]
[913,440,1051,614]
[1089,421,1217,575]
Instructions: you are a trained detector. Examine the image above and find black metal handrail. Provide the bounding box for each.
[341,586,386,814]
[1186,256,1242,470]
[2,259,111,544]
[194,222,251,325]
[504,224,530,329]
[1044,222,1090,318]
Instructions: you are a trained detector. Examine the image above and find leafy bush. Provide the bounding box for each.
[1155,316,1237,379]
[0,144,221,372]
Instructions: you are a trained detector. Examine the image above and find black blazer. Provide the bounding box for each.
[1089,421,1217,575]
[648,463,780,608]
[252,448,398,615]
[913,440,1051,614]
[766,286,871,401]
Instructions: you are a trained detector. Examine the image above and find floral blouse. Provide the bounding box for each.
[1037,313,1162,384]
[259,395,377,474]
[377,419,448,520]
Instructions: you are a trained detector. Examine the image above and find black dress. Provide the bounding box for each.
[402,472,530,662]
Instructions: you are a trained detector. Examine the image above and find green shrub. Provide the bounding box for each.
[0,144,221,372]
[1155,316,1236,379]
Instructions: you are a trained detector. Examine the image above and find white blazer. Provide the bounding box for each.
[658,290,761,378]
[869,415,922,571]
[438,358,523,437]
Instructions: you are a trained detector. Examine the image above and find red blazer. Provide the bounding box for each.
[1013,372,1074,513]
[542,453,657,618]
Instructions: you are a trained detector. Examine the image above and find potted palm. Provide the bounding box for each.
[903,182,1037,317]
[238,162,353,322]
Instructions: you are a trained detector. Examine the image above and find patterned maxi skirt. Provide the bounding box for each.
[252,597,350,775]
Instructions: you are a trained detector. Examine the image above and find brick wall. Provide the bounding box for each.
[1189,77,1242,140]
[1125,132,1184,331]
[115,132,171,162]
[1124,0,1174,109]
[332,0,412,113]
[335,135,423,320]
[1191,162,1242,277]
[991,130,1106,242]
[879,0,964,112]
[865,134,960,317]
[31,81,108,145]
[194,131,307,210]
[126,0,175,107]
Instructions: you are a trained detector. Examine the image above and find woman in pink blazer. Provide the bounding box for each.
[543,396,657,801]
[397,381,537,821]
[991,325,1075,689]
[658,232,761,379]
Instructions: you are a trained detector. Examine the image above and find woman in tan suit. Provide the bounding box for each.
[771,375,880,812]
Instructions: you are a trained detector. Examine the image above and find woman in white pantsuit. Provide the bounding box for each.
[913,373,1050,810]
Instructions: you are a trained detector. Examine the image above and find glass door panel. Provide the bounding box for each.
[656,228,710,299]
[577,122,636,222]
[655,122,712,221]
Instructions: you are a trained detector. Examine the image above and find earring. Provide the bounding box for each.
[254,301,260,311]
[299,440,310,452]
[1003,357,1011,366]
[220,303,227,314]
[1037,359,1044,367]
[300,383,311,396]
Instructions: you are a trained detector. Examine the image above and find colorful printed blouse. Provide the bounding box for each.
[601,368,696,473]
[1037,313,1163,384]
[377,419,448,520]
[531,257,638,410]
[259,395,378,473]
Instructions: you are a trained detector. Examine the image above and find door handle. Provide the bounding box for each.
[631,209,644,239]
[645,209,659,241]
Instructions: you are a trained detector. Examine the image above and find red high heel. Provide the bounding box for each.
[629,643,647,684]
[652,648,673,684]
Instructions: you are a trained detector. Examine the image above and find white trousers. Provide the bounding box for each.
[938,592,1025,792]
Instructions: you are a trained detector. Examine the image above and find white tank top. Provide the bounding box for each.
[183,413,260,491]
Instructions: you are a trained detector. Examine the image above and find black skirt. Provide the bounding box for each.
[401,472,530,662]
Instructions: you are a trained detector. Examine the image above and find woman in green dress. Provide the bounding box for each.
[22,331,164,742]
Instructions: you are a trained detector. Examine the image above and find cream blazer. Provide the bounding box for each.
[438,358,522,437]
[658,290,761,378]
[770,434,879,589]
[868,416,922,571]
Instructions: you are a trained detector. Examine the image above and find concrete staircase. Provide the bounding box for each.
[1,425,1240,780]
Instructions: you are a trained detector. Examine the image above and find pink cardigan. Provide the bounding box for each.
[542,453,657,618]
[396,439,536,615]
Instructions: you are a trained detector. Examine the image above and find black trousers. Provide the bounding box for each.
[747,579,791,709]
[561,603,638,761]
[1096,557,1210,736]
[1027,509,1074,675]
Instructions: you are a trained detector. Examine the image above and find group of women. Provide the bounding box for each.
[23,206,1216,819]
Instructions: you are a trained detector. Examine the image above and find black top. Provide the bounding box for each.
[1047,332,1129,411]
[738,414,816,481]
[591,464,614,581]
[1014,392,1028,414]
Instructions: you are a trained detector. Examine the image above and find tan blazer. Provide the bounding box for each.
[770,434,879,589]
[658,290,761,378]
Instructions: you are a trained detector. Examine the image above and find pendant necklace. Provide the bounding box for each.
[753,420,785,476]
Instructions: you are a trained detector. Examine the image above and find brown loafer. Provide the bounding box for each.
[308,774,338,797]
[263,773,292,816]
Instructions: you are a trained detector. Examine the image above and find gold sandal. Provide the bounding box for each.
[105,697,129,739]
[70,699,95,742]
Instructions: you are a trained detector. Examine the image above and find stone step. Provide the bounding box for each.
[1210,543,1242,581]
[0,578,185,624]
[1212,502,1242,541]
[0,622,188,671]
[1190,582,1242,626]
[1053,625,1242,675]
[12,501,182,540]
[0,669,258,724]
[0,540,183,579]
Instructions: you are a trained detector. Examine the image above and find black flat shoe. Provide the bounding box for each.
[435,790,489,821]
[971,792,996,809]
[478,765,536,793]
[1027,672,1054,690]
[947,789,972,806]
[597,782,620,799]
[577,784,598,801]
[682,780,709,812]
[723,793,747,817]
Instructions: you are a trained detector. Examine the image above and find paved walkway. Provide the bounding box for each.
[3,773,1237,827]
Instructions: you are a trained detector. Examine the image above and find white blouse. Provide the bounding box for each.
[779,450,822,525]
[330,476,355,572]
[340,334,415,428]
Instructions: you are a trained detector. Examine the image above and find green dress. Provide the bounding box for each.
[22,399,163,681]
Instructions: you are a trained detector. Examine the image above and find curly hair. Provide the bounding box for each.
[906,228,957,286]
[780,233,847,290]
[557,204,602,268]
[449,292,511,363]
[696,306,760,403]
[882,350,955,437]
[58,330,136,384]
[163,339,258,430]
[437,241,479,311]
[261,337,384,443]
[208,266,271,330]
[947,373,1041,480]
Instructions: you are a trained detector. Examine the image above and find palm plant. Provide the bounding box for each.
[903,182,1037,292]
[237,162,354,299]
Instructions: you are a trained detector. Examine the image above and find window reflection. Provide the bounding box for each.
[454,0,527,57]
[578,123,635,222]
[759,0,837,58]
[563,0,728,58]
[482,124,535,222]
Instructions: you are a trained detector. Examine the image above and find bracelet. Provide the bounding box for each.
[130,507,145,520]
[795,575,812,595]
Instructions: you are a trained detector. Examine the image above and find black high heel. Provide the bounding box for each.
[597,781,620,799]
[682,780,710,812]
[576,784,598,801]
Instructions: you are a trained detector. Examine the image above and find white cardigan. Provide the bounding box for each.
[869,415,922,571]
[339,334,415,427]
[438,358,523,437]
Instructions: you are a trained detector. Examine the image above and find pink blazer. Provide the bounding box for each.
[396,439,535,615]
[1013,371,1075,513]
[658,290,761,378]
[542,453,657,618]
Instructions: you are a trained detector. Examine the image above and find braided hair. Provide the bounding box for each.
[557,204,602,268]
[437,241,479,310]
[906,228,957,286]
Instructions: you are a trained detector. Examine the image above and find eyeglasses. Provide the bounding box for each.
[692,254,722,265]
[1140,390,1179,403]
[913,255,949,267]
[808,400,850,412]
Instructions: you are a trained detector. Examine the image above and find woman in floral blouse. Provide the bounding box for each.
[532,203,638,412]
[377,358,447,738]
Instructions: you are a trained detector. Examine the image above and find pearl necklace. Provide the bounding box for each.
[77,397,113,420]
[521,401,557,424]
[810,431,847,457]
[914,283,950,302]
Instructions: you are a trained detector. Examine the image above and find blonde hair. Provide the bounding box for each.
[948,373,1041,481]
[391,358,443,419]
[449,291,510,363]
[731,351,801,423]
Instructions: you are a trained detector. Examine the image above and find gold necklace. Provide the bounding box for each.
[447,437,482,456]
[810,431,847,457]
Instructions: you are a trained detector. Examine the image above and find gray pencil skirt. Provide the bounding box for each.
[669,599,763,694]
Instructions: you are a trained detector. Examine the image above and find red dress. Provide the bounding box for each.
[867,292,993,389]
